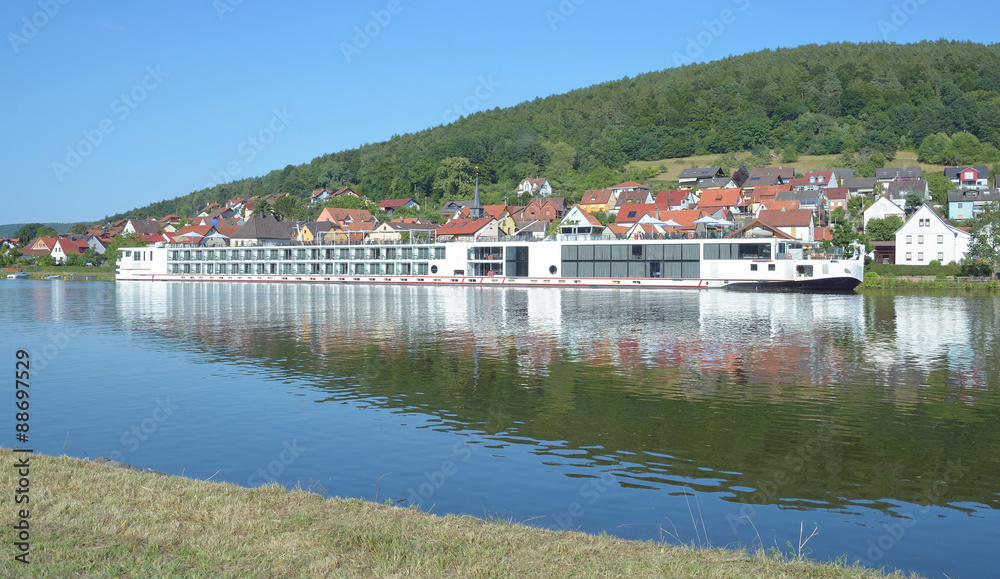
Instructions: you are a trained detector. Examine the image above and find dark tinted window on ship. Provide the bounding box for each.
[703,243,772,260]
[561,243,700,279]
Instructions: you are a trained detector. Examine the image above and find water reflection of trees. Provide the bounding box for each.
[115,283,1000,512]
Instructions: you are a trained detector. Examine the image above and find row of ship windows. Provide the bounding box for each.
[170,262,435,275]
[167,247,447,262]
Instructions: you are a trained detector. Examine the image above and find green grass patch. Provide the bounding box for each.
[0,448,918,578]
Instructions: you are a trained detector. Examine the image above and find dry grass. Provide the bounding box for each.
[628,151,948,186]
[0,449,921,578]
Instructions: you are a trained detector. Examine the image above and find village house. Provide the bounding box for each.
[948,188,1000,220]
[516,178,552,197]
[747,184,792,215]
[310,189,333,205]
[609,181,651,196]
[741,167,794,193]
[757,208,815,242]
[876,167,922,183]
[842,177,878,196]
[885,180,929,211]
[435,217,498,241]
[895,204,970,265]
[558,206,603,237]
[49,238,90,263]
[229,214,292,247]
[579,189,615,214]
[678,167,725,189]
[612,189,655,213]
[317,207,376,227]
[788,170,837,191]
[696,176,736,190]
[696,188,745,216]
[378,198,420,215]
[862,194,906,229]
[655,189,698,210]
[121,219,161,236]
[438,200,474,220]
[521,198,565,224]
[825,187,849,213]
[945,166,990,190]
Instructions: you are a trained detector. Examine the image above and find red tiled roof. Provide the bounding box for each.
[758,209,813,227]
[581,189,613,205]
[697,189,742,209]
[378,198,414,209]
[437,217,494,235]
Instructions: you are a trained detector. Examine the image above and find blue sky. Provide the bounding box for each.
[1,0,996,225]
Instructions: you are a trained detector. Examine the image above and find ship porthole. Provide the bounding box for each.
[549,265,557,274]
[431,265,438,274]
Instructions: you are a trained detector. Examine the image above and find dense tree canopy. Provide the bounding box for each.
[105,41,1000,222]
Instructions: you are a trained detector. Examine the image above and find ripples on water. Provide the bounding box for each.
[2,281,998,578]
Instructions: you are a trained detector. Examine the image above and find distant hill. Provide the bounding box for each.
[0,223,80,238]
[107,40,1000,222]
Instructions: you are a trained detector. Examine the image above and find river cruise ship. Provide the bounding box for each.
[116,236,863,291]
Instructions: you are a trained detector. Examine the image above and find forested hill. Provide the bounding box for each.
[110,40,1000,221]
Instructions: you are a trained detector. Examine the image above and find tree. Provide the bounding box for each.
[966,201,1000,277]
[272,195,308,221]
[432,157,475,201]
[904,189,925,215]
[104,233,148,264]
[926,173,954,207]
[0,246,21,267]
[14,223,56,245]
[69,223,88,235]
[865,215,904,241]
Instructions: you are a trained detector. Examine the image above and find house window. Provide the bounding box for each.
[937,235,943,244]
[918,252,924,261]
[906,252,912,261]
[906,235,911,244]
[918,235,924,244]
[937,252,944,261]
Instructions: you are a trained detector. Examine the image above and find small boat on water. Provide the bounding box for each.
[6,272,29,279]
[44,275,61,280]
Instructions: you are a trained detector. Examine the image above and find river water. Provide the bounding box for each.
[2,280,998,578]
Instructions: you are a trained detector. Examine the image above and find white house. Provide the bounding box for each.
[516,178,552,197]
[558,206,603,236]
[757,208,814,242]
[863,195,906,229]
[895,204,970,265]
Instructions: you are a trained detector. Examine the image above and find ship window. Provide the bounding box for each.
[430,265,438,274]
[750,264,758,271]
[549,265,557,274]
[768,264,775,271]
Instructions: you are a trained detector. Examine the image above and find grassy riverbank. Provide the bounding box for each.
[3,265,115,282]
[860,274,1000,290]
[0,449,918,578]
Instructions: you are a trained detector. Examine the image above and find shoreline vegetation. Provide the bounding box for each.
[0,448,919,578]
